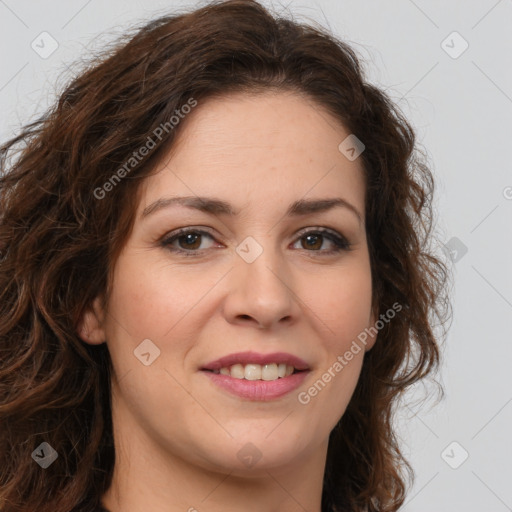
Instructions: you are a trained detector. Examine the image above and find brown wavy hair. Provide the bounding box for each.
[0,1,451,511]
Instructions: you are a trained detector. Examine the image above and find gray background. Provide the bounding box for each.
[1,1,511,510]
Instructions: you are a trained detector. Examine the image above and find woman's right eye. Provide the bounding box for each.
[161,229,217,256]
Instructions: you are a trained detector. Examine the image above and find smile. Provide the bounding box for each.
[210,362,297,381]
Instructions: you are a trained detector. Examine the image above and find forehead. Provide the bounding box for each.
[137,90,366,218]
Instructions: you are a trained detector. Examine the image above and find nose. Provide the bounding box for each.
[222,243,300,330]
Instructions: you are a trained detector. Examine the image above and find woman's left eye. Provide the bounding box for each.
[292,229,351,254]
[161,228,351,256]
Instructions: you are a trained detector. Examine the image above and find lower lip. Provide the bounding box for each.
[201,370,309,401]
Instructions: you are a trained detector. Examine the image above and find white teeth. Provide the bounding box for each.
[230,364,245,379]
[216,363,296,380]
[261,363,278,381]
[244,364,261,380]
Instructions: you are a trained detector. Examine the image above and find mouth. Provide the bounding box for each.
[203,362,306,381]
[201,351,310,377]
[200,351,311,400]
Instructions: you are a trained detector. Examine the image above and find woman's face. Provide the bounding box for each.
[82,90,377,476]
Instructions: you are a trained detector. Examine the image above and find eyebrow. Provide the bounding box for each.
[141,195,363,225]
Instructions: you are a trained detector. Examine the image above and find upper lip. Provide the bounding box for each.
[201,351,310,371]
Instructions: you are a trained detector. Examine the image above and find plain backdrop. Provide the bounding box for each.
[1,1,511,511]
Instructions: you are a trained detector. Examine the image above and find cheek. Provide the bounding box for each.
[304,262,373,349]
[299,271,371,422]
[106,250,216,342]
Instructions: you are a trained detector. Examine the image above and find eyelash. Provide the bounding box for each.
[160,227,351,257]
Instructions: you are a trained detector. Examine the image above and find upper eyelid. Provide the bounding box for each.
[163,225,347,239]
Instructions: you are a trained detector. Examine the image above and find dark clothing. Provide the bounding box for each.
[70,506,110,512]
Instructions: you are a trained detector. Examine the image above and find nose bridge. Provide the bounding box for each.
[236,233,288,295]
[227,232,297,327]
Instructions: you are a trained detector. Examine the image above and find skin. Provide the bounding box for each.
[79,90,378,512]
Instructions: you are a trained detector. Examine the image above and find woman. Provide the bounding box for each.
[0,1,451,511]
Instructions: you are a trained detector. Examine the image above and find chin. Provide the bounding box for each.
[208,431,311,472]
